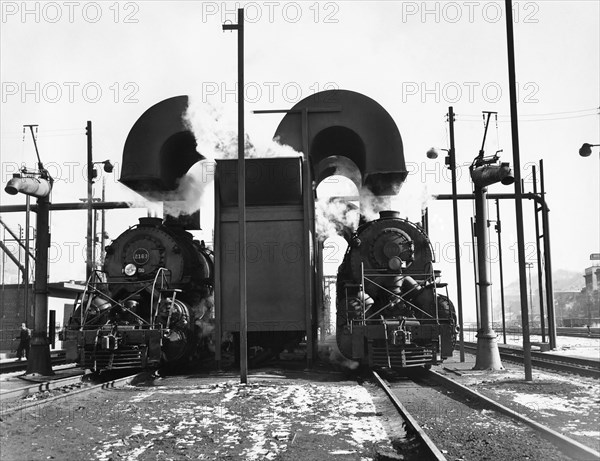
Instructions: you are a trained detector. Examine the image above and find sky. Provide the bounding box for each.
[1,1,599,323]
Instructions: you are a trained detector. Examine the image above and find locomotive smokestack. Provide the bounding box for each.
[379,210,401,219]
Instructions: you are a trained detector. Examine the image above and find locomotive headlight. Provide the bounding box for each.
[124,263,137,276]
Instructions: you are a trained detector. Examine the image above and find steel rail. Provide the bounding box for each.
[372,370,447,461]
[0,372,85,401]
[426,369,600,460]
[460,342,600,378]
[461,341,599,367]
[0,373,139,418]
[462,327,599,339]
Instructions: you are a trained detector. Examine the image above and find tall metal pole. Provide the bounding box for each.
[92,206,97,271]
[448,107,465,361]
[495,199,507,344]
[526,262,534,324]
[470,217,480,329]
[25,195,30,325]
[86,121,93,282]
[237,8,247,385]
[19,124,54,376]
[223,8,247,384]
[540,160,556,348]
[532,165,546,342]
[505,0,532,380]
[100,177,106,264]
[473,185,503,370]
[26,189,53,376]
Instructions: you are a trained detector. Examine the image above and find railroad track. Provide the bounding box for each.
[373,369,600,460]
[372,370,446,460]
[0,372,140,418]
[460,341,600,378]
[0,371,86,401]
[462,328,600,339]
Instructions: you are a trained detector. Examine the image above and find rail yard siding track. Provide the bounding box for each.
[0,372,85,401]
[0,372,407,460]
[460,341,600,378]
[374,369,599,460]
[462,327,600,339]
[372,370,447,460]
[0,373,137,418]
[426,370,600,460]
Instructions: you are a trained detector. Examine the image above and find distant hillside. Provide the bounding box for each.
[493,268,588,324]
[502,269,585,295]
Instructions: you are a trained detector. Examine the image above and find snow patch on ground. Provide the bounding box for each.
[92,380,391,460]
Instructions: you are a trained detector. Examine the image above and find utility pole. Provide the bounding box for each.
[505,0,533,380]
[223,8,247,384]
[447,106,465,361]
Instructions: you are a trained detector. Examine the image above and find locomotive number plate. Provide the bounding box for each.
[133,248,150,265]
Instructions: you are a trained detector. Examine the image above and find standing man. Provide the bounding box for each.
[15,323,31,361]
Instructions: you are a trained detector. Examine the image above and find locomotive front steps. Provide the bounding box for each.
[370,345,434,368]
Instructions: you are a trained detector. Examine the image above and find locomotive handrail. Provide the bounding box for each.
[79,271,99,327]
[81,278,154,328]
[363,275,435,320]
[80,270,109,326]
[381,315,392,368]
[150,268,172,327]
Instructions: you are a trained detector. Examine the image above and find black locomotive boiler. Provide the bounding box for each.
[336,211,457,369]
[64,217,214,372]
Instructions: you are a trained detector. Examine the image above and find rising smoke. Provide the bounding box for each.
[156,98,302,222]
[359,178,432,224]
[314,197,360,242]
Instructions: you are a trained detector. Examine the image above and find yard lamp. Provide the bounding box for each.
[579,143,599,157]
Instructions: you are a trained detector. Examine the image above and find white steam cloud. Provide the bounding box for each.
[315,197,360,242]
[157,97,302,225]
[359,178,433,223]
[318,334,359,370]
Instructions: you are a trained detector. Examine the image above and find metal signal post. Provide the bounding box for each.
[223,8,248,384]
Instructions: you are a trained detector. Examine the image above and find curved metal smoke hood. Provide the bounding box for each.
[274,89,407,196]
[120,95,203,198]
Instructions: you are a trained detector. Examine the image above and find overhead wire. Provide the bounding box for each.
[456,107,599,123]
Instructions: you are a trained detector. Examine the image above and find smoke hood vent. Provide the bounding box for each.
[273,90,407,196]
[120,95,203,198]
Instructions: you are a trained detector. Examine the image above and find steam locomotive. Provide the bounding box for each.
[336,211,457,369]
[63,217,214,372]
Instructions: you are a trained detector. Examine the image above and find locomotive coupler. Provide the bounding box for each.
[392,329,412,345]
[101,334,118,350]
